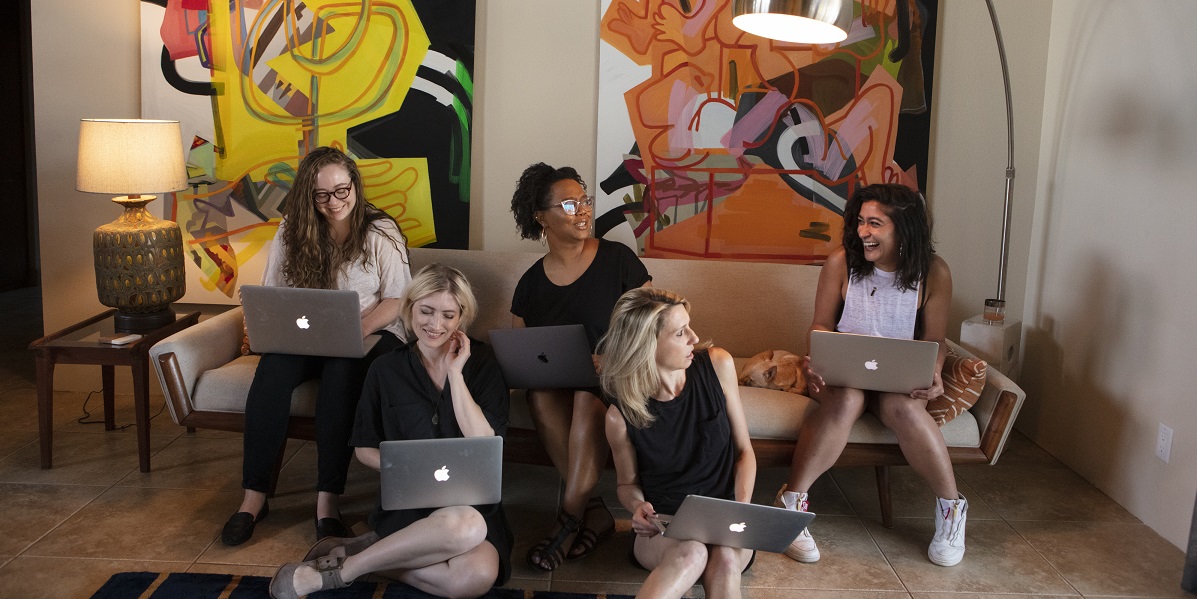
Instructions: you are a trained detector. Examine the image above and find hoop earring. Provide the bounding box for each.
[538,225,546,245]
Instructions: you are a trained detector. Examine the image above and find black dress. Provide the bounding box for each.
[511,238,651,351]
[621,351,736,515]
[350,339,514,585]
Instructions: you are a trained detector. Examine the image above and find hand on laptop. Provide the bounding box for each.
[908,369,944,401]
[801,355,825,395]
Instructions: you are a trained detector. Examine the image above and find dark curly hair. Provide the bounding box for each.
[281,146,407,289]
[510,163,587,240]
[842,183,934,292]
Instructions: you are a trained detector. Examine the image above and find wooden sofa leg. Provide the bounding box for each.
[876,465,894,528]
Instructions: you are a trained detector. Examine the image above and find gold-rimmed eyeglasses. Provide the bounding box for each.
[549,195,594,215]
[314,185,353,205]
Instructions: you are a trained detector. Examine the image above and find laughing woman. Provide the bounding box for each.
[509,163,652,571]
[224,146,410,547]
[269,264,512,599]
[600,288,757,599]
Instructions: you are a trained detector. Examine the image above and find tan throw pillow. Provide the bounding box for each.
[926,350,986,426]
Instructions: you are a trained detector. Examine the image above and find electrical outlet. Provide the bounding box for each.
[1156,423,1173,463]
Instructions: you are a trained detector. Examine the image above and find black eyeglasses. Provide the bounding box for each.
[314,185,353,205]
[548,195,594,215]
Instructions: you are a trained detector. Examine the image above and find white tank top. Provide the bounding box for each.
[836,268,919,339]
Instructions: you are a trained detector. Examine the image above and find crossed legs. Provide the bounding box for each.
[633,533,753,599]
[287,506,499,599]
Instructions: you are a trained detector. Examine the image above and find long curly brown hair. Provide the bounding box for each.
[280,147,407,289]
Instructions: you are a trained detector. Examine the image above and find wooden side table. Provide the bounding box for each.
[28,309,200,472]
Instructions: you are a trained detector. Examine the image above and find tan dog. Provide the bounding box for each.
[738,350,807,394]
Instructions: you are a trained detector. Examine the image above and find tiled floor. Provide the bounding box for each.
[0,286,1190,598]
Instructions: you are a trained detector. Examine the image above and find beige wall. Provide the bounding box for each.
[1019,0,1197,549]
[32,0,1193,549]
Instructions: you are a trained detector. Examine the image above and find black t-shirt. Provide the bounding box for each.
[621,351,736,515]
[350,339,514,585]
[511,239,651,351]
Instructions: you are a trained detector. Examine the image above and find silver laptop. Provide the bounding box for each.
[809,330,939,394]
[241,285,380,358]
[379,437,503,511]
[487,325,600,389]
[662,495,815,553]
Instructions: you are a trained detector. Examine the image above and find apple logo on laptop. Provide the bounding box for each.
[537,353,549,364]
[729,522,747,533]
[434,466,450,482]
[865,359,879,371]
[296,316,310,330]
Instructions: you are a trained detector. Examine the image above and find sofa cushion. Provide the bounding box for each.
[927,351,987,426]
[192,355,319,417]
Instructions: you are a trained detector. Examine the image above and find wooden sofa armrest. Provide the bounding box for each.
[149,307,245,425]
[946,339,1026,465]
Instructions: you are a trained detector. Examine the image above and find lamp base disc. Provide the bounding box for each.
[114,308,176,333]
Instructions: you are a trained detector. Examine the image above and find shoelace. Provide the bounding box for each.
[939,502,966,544]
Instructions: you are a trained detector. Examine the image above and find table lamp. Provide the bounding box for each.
[76,119,188,333]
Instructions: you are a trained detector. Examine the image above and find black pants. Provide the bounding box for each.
[241,332,401,494]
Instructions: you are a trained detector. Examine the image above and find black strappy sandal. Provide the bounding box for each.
[527,511,582,572]
[568,496,615,560]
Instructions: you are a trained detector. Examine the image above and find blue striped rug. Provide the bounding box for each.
[91,572,633,599]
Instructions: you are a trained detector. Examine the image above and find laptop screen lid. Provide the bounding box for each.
[487,325,599,389]
[809,330,939,394]
[241,285,379,358]
[379,437,503,511]
[663,495,815,553]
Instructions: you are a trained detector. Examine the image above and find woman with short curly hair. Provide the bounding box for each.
[222,146,411,547]
[509,162,651,571]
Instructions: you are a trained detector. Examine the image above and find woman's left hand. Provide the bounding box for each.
[910,370,944,401]
[446,330,471,374]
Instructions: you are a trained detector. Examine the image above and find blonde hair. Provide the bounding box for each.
[597,287,708,429]
[400,264,478,335]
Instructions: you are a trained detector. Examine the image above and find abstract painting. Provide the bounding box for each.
[595,0,936,263]
[140,0,475,302]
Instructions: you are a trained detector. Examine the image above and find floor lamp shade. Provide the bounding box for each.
[732,0,853,44]
[77,119,189,332]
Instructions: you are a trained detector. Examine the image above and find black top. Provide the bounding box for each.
[621,351,736,515]
[350,338,514,585]
[511,239,651,351]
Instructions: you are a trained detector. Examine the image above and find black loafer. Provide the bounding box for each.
[315,516,351,540]
[221,501,269,546]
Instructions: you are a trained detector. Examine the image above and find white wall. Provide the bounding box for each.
[1020,0,1197,550]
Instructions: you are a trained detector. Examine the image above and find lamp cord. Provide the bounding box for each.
[76,390,169,430]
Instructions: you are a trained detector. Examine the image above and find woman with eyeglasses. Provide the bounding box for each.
[509,163,651,571]
[222,146,412,547]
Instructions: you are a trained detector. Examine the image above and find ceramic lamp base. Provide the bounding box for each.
[114,307,177,333]
[93,195,186,326]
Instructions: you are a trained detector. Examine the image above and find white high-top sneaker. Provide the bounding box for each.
[927,495,968,566]
[775,484,820,563]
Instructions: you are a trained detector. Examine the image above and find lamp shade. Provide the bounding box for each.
[732,0,853,44]
[77,119,187,195]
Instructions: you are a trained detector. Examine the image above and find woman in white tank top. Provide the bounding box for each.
[774,184,969,568]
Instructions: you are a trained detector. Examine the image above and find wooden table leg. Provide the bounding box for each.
[35,353,55,469]
[101,365,116,431]
[132,358,152,473]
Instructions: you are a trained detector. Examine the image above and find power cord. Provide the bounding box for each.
[76,390,169,430]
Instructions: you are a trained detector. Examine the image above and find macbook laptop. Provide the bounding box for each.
[241,285,380,358]
[809,330,939,394]
[379,436,503,511]
[487,325,600,389]
[661,495,815,553]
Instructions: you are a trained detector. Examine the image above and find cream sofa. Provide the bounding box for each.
[149,247,1026,526]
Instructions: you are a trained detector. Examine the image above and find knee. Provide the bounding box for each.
[433,507,487,551]
[704,546,742,577]
[664,540,709,575]
[877,396,923,429]
[821,390,866,422]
